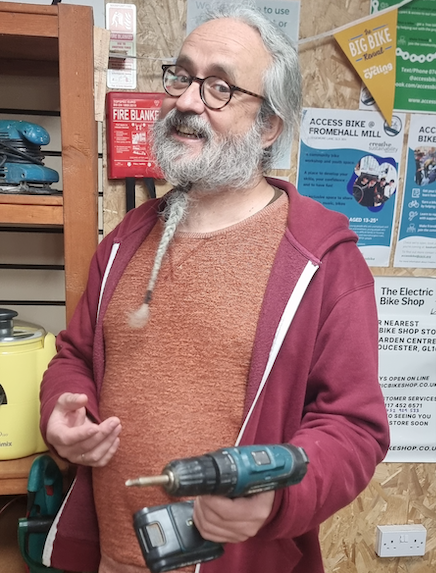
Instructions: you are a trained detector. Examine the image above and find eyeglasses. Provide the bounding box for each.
[162,64,264,110]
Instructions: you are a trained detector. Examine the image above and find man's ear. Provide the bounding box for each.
[262,115,283,149]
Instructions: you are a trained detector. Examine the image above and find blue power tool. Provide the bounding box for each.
[127,444,308,572]
[0,120,59,194]
[17,454,64,573]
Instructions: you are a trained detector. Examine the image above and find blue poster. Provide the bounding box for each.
[297,108,405,267]
[394,114,436,268]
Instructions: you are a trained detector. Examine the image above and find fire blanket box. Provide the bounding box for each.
[106,92,165,180]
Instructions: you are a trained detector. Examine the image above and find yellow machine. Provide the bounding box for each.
[0,309,56,460]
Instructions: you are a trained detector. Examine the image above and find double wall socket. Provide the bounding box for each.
[375,524,427,557]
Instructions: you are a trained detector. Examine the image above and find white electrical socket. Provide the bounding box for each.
[375,524,427,557]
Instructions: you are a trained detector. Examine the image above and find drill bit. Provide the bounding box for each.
[126,474,171,488]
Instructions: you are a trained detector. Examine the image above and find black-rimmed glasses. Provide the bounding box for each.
[162,64,264,110]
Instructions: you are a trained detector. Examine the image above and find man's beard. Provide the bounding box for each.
[152,109,268,193]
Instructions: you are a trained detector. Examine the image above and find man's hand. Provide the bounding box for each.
[192,491,275,543]
[45,393,122,467]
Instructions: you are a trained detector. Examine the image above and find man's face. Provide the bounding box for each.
[158,18,273,161]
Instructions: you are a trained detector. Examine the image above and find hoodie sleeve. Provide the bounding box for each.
[258,242,390,541]
[39,199,162,441]
[39,238,112,438]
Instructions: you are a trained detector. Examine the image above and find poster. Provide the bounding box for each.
[361,0,436,114]
[394,114,436,268]
[297,108,405,267]
[186,0,300,169]
[375,276,436,462]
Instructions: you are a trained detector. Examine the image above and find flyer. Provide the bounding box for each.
[394,115,436,268]
[297,108,405,267]
[375,276,436,462]
[361,0,436,114]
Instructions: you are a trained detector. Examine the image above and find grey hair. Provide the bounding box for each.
[198,1,302,163]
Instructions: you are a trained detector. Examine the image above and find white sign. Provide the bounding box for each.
[375,276,436,462]
[187,0,300,38]
[106,3,137,90]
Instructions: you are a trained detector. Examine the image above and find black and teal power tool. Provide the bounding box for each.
[126,444,308,572]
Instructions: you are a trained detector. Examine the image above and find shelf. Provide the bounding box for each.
[0,194,63,226]
[0,452,71,495]
[0,4,59,75]
[0,2,98,323]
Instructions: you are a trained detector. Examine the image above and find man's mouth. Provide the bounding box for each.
[174,124,203,139]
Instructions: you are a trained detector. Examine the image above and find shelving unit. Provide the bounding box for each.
[0,1,98,326]
[0,2,97,497]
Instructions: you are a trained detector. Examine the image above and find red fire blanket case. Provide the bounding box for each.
[106,92,165,180]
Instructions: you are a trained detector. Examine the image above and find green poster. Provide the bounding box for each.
[371,0,436,113]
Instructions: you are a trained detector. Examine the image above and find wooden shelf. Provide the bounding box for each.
[0,452,71,495]
[0,194,63,226]
[0,2,98,323]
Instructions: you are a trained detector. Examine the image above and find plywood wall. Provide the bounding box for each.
[102,1,436,570]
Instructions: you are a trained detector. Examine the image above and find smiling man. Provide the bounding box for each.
[39,3,389,573]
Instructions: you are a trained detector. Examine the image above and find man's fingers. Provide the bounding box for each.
[56,392,89,412]
[193,493,274,543]
[81,436,121,467]
[47,419,99,448]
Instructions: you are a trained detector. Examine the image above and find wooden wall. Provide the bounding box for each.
[102,1,436,570]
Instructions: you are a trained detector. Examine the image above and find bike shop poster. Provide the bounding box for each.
[375,276,436,462]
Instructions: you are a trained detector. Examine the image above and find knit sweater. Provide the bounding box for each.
[94,194,288,570]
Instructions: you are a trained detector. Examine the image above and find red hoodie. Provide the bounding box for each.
[40,178,389,573]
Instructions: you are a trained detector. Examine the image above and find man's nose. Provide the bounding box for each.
[175,81,205,115]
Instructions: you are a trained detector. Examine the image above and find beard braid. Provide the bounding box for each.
[128,188,189,328]
[152,109,267,193]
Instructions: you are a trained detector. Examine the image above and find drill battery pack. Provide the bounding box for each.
[133,500,224,573]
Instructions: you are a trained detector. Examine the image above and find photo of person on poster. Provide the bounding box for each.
[352,156,397,208]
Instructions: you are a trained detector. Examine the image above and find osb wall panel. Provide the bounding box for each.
[102,1,436,570]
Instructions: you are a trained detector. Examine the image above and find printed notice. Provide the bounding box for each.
[106,3,137,90]
[361,0,436,114]
[297,108,405,267]
[394,114,436,268]
[375,276,436,462]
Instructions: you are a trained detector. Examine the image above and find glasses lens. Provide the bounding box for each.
[202,77,232,108]
[163,66,191,96]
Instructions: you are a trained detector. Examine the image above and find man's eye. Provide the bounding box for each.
[170,72,189,84]
[176,74,190,84]
[208,79,231,94]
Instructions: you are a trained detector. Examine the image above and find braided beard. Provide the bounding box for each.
[152,109,266,193]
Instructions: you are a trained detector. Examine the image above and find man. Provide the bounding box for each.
[39,4,389,573]
[352,174,369,204]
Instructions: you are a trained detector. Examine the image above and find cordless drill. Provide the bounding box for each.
[126,444,308,573]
